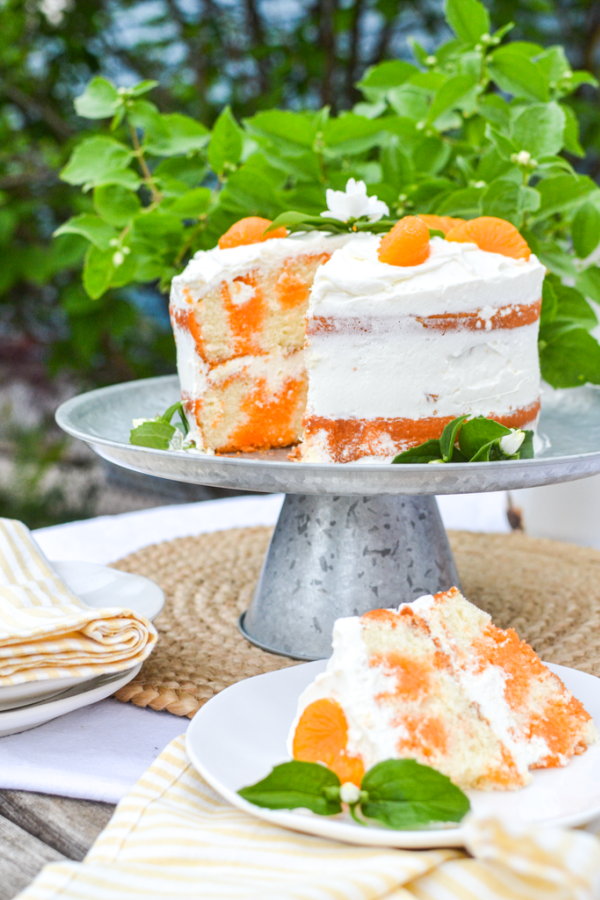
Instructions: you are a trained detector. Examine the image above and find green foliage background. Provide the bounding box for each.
[3,0,600,390]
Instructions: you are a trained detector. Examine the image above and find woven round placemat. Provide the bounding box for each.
[111,527,600,718]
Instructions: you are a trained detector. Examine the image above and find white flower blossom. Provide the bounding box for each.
[514,150,532,167]
[321,178,389,223]
[500,429,525,456]
[340,782,361,805]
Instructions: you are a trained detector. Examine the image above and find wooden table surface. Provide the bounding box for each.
[0,791,113,899]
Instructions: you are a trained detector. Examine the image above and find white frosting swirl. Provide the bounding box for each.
[309,235,546,317]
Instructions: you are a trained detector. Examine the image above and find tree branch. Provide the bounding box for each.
[345,0,366,107]
[0,82,73,140]
[318,0,339,109]
[243,0,269,94]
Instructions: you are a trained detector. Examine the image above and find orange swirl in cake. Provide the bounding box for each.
[288,589,598,791]
[169,231,351,453]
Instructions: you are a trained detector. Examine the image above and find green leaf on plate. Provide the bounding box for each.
[238,762,342,816]
[458,417,511,459]
[391,440,443,465]
[129,420,177,450]
[360,759,470,830]
[439,415,469,462]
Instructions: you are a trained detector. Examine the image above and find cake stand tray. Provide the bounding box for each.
[57,376,600,659]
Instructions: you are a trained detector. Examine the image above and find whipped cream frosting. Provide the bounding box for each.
[171,232,351,308]
[309,234,546,318]
[302,234,544,448]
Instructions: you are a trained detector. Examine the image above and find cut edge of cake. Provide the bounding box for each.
[288,588,598,791]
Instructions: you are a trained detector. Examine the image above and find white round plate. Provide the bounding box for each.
[186,660,600,849]
[0,561,163,711]
[0,663,141,737]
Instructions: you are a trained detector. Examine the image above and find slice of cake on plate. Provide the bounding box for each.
[298,216,546,462]
[288,588,597,790]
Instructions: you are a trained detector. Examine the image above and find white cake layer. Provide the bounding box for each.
[305,323,540,420]
[309,234,546,318]
[175,326,305,396]
[170,231,351,308]
[175,325,305,450]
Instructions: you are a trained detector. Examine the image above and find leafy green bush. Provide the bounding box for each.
[56,0,600,389]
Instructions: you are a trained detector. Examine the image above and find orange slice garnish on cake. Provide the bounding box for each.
[417,214,466,235]
[445,216,531,260]
[292,698,365,786]
[218,217,288,249]
[378,216,430,267]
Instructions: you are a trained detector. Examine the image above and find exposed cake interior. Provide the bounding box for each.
[170,232,350,453]
[288,588,598,790]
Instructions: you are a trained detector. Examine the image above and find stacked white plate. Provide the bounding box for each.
[0,562,164,736]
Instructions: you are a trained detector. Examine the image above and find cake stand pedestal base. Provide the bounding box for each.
[239,493,461,660]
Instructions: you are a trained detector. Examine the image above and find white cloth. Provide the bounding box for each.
[0,492,510,804]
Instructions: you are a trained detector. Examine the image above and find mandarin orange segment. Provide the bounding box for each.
[378,216,431,267]
[218,216,288,249]
[445,216,531,260]
[417,214,466,235]
[292,698,365,786]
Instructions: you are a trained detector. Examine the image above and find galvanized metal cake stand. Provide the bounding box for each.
[57,376,600,661]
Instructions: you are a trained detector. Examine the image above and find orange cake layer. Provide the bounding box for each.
[289,588,598,791]
[299,401,540,464]
[306,300,541,336]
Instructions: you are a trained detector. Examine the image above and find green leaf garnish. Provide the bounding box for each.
[360,759,470,829]
[391,439,444,464]
[391,415,534,465]
[238,757,470,830]
[129,401,189,449]
[458,417,511,459]
[129,420,176,450]
[439,415,469,462]
[238,761,342,816]
[265,210,401,236]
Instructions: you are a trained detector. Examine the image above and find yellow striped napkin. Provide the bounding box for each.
[0,518,156,685]
[16,736,600,900]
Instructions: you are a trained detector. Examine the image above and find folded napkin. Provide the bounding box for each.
[0,518,156,685]
[17,736,600,900]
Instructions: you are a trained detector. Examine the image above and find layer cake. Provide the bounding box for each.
[297,233,546,463]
